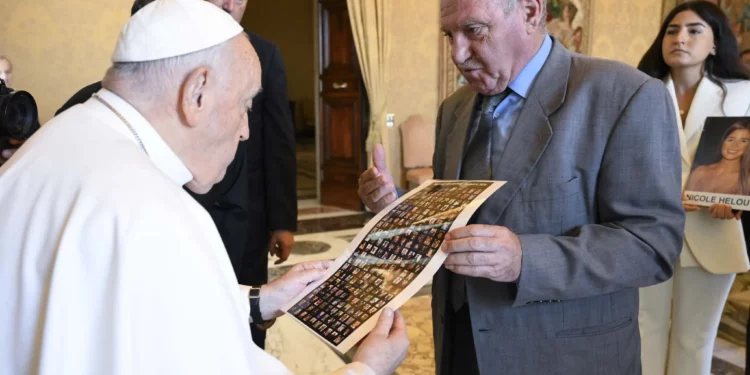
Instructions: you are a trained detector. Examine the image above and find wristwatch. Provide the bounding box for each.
[248,286,276,330]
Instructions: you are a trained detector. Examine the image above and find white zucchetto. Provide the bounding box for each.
[112,0,243,63]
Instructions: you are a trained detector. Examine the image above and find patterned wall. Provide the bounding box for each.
[589,0,663,67]
[0,1,132,123]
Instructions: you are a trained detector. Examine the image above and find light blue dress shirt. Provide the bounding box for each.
[487,35,552,173]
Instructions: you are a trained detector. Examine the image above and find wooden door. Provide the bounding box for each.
[318,0,369,211]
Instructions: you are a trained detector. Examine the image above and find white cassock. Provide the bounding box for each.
[0,89,372,375]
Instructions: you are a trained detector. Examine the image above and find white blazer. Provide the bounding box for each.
[666,75,750,274]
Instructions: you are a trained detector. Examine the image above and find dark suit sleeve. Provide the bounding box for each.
[513,79,685,307]
[262,45,298,232]
[55,82,103,116]
[198,143,250,276]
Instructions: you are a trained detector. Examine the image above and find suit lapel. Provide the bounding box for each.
[443,90,480,179]
[722,81,750,116]
[665,77,690,164]
[480,39,568,223]
[683,76,722,144]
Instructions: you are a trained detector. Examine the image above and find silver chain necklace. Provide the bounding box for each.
[93,93,149,156]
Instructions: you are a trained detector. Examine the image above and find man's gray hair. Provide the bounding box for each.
[103,42,231,96]
[500,0,547,28]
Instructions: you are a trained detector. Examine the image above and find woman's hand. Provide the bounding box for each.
[708,203,742,220]
[683,203,701,212]
[682,192,701,212]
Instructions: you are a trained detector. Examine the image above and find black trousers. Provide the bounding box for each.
[442,304,481,375]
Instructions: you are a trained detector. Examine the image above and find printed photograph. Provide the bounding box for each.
[685,117,750,198]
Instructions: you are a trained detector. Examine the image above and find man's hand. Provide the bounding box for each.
[358,144,397,213]
[268,230,294,265]
[708,203,742,220]
[352,308,409,375]
[442,225,523,283]
[0,138,23,167]
[259,260,331,320]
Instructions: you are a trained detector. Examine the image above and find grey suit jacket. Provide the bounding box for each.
[431,39,685,374]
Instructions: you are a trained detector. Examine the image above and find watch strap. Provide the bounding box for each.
[248,286,264,324]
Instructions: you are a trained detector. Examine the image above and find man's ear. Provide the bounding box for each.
[521,0,545,33]
[180,66,211,128]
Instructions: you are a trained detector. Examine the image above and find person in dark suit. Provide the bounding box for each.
[56,0,298,350]
[359,0,685,373]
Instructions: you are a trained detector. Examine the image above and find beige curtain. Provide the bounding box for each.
[347,0,391,169]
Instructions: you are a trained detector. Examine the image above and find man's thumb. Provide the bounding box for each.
[371,308,395,336]
[372,144,388,173]
[294,268,328,285]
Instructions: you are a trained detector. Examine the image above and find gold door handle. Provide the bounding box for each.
[332,82,348,89]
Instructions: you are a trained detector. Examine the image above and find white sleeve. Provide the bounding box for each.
[329,362,377,375]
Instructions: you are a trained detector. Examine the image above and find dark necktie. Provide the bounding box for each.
[451,92,506,312]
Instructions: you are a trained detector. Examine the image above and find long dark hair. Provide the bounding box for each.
[638,1,750,95]
[713,120,750,195]
[131,0,155,16]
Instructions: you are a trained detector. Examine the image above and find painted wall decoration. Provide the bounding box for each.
[547,0,593,54]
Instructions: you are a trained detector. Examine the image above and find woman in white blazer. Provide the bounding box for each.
[637,2,750,374]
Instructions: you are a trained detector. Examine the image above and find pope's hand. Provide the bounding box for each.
[259,260,331,320]
[352,308,410,375]
[358,144,397,213]
[442,225,523,282]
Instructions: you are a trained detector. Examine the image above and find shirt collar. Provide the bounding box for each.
[507,34,552,99]
[93,88,193,186]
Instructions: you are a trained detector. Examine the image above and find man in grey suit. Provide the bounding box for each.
[358,0,685,373]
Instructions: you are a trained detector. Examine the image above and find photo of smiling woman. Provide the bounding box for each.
[636,1,750,375]
[686,118,750,196]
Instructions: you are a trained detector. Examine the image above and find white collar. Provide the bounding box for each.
[90,88,193,186]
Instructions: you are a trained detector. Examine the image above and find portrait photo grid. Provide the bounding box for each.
[286,181,495,348]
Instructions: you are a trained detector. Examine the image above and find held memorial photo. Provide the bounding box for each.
[283,180,504,353]
[684,117,750,209]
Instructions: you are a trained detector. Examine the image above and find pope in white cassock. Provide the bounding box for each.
[0,1,408,374]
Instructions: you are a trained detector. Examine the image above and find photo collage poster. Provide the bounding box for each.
[684,117,750,209]
[282,180,505,353]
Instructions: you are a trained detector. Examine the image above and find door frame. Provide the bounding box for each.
[313,0,321,204]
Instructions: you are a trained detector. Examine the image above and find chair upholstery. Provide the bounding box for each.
[406,168,433,185]
[400,115,435,189]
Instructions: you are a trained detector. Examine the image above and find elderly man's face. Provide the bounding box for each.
[185,35,260,194]
[441,0,537,96]
[0,58,12,87]
[204,0,247,23]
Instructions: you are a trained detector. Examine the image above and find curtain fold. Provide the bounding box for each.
[347,0,391,170]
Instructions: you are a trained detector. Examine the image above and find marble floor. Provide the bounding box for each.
[266,203,749,375]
